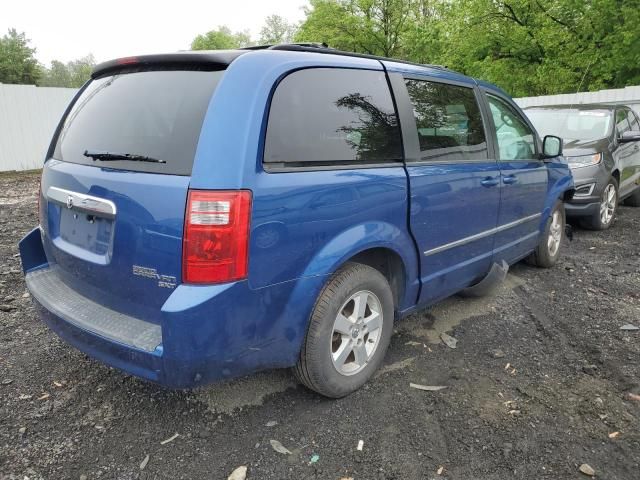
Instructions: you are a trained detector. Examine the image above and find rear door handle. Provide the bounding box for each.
[481,177,499,187]
[502,174,518,185]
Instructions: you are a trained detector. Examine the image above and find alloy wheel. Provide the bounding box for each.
[547,209,562,257]
[330,290,383,376]
[600,183,617,225]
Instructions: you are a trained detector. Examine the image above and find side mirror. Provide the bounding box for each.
[542,135,563,158]
[619,130,640,143]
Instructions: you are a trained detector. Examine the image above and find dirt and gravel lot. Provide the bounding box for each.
[1,171,639,480]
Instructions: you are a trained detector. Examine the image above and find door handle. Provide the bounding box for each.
[481,177,499,187]
[502,174,518,185]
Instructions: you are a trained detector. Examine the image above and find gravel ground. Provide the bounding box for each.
[1,171,639,480]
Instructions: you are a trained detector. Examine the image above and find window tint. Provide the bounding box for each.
[264,68,402,167]
[615,109,630,136]
[627,110,639,131]
[487,95,536,160]
[404,79,487,162]
[53,70,224,175]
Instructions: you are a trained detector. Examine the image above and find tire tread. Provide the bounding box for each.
[294,262,392,397]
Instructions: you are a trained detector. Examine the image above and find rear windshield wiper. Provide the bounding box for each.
[83,150,167,164]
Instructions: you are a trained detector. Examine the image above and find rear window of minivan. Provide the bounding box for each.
[52,69,224,176]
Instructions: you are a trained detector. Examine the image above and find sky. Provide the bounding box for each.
[1,0,309,65]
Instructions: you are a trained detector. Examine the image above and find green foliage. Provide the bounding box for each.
[39,55,95,88]
[297,0,640,97]
[295,0,413,57]
[438,0,640,96]
[0,29,41,84]
[191,26,252,50]
[259,15,298,44]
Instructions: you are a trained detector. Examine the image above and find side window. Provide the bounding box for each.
[486,95,536,160]
[264,68,403,168]
[404,79,488,162]
[627,110,639,131]
[615,109,630,136]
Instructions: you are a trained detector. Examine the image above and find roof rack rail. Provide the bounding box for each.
[253,43,451,72]
[241,42,329,51]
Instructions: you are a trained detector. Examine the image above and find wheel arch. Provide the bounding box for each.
[541,172,574,231]
[301,222,420,312]
[611,169,621,185]
[347,247,407,312]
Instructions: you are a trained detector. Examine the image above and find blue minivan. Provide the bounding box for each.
[19,45,574,397]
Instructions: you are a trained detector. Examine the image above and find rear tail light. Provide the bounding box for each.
[182,190,252,284]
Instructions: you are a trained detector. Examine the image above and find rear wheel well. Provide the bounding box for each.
[347,248,405,310]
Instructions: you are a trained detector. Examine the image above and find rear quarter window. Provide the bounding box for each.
[263,68,403,169]
[53,69,224,176]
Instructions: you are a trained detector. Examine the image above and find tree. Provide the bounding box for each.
[295,0,413,57]
[0,29,41,84]
[296,0,640,97]
[437,0,640,96]
[191,26,252,50]
[401,1,448,64]
[259,14,298,45]
[39,55,95,88]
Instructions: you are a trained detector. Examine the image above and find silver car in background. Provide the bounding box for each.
[525,104,640,230]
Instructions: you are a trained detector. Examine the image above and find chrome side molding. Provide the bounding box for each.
[47,186,117,219]
[424,213,542,256]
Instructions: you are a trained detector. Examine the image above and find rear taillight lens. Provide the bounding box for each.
[182,190,252,284]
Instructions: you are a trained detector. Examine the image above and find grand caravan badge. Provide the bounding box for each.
[132,265,177,289]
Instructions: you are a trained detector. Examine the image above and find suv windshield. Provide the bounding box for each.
[53,69,224,175]
[525,108,612,141]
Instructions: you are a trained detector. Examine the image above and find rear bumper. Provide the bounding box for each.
[19,227,325,388]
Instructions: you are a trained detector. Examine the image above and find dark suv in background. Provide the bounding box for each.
[526,104,640,229]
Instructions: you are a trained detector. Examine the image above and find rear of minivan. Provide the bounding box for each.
[19,52,263,387]
[19,48,417,391]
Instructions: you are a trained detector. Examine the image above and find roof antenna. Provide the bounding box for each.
[559,55,596,129]
[566,56,596,110]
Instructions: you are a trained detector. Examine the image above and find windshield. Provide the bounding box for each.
[53,69,224,175]
[525,108,612,141]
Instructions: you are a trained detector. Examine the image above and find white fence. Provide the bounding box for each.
[0,84,77,172]
[515,85,640,117]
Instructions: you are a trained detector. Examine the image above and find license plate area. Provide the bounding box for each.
[47,187,117,265]
[59,208,113,254]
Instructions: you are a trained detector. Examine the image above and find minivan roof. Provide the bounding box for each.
[92,43,467,81]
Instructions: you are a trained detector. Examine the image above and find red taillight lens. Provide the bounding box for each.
[182,190,252,284]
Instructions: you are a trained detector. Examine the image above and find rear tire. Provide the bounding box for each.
[581,178,618,230]
[624,186,640,207]
[294,262,394,398]
[526,201,565,268]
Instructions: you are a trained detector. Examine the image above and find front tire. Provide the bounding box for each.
[294,262,394,398]
[582,178,618,230]
[526,201,565,268]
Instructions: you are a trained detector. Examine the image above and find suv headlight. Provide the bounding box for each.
[567,153,602,169]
